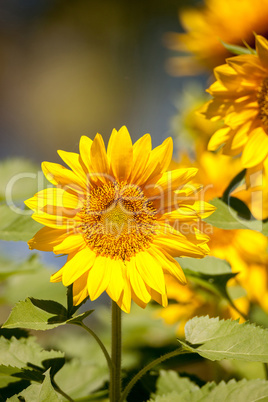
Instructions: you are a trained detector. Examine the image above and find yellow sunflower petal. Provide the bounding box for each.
[87,256,112,300]
[50,267,64,283]
[108,126,133,181]
[208,126,232,151]
[79,136,93,173]
[90,134,109,183]
[149,246,186,284]
[146,168,198,198]
[230,121,252,150]
[225,108,258,129]
[57,150,87,182]
[53,234,85,255]
[129,134,152,182]
[31,211,77,230]
[105,259,124,302]
[42,162,85,192]
[62,248,96,286]
[135,251,166,294]
[242,127,268,168]
[256,35,268,69]
[154,234,207,258]
[137,137,173,185]
[130,290,148,309]
[28,227,67,251]
[150,288,168,308]
[127,257,151,304]
[73,271,89,305]
[116,275,132,313]
[106,128,118,160]
[25,188,82,212]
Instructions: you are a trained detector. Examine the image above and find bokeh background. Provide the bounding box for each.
[0,0,198,163]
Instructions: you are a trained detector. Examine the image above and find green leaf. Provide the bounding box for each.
[8,370,61,402]
[179,256,231,275]
[179,256,237,306]
[0,365,24,388]
[0,204,42,241]
[39,370,61,402]
[221,169,246,203]
[0,336,64,369]
[180,316,268,362]
[2,297,94,331]
[2,298,67,331]
[220,40,256,55]
[54,359,109,400]
[154,370,199,395]
[204,198,268,234]
[149,370,268,402]
[0,336,64,391]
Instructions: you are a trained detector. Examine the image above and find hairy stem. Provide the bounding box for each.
[110,301,122,402]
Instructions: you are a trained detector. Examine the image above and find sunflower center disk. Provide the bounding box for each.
[100,203,133,236]
[257,77,268,132]
[80,182,157,260]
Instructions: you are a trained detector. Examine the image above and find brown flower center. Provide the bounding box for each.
[257,77,268,132]
[79,181,156,260]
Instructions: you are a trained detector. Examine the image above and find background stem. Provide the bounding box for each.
[119,347,188,402]
[71,321,112,372]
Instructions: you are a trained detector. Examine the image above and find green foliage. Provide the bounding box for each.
[0,335,64,391]
[0,204,42,241]
[2,297,94,331]
[0,335,63,368]
[204,198,268,234]
[180,316,268,362]
[179,255,231,275]
[54,359,109,400]
[7,370,61,402]
[220,40,257,56]
[179,256,239,309]
[148,370,268,402]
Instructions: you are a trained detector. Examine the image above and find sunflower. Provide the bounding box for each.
[165,0,268,75]
[232,158,268,220]
[158,146,268,331]
[201,35,268,171]
[25,126,213,313]
[157,274,249,336]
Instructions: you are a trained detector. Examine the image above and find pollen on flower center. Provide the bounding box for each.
[100,203,134,236]
[79,181,157,260]
[257,77,268,132]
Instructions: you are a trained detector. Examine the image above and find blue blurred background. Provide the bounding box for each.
[0,0,197,163]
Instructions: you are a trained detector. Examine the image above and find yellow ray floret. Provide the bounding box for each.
[201,35,268,171]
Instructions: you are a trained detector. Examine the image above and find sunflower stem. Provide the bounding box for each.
[119,347,189,402]
[110,301,122,402]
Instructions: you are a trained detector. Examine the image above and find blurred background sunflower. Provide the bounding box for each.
[165,0,268,75]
